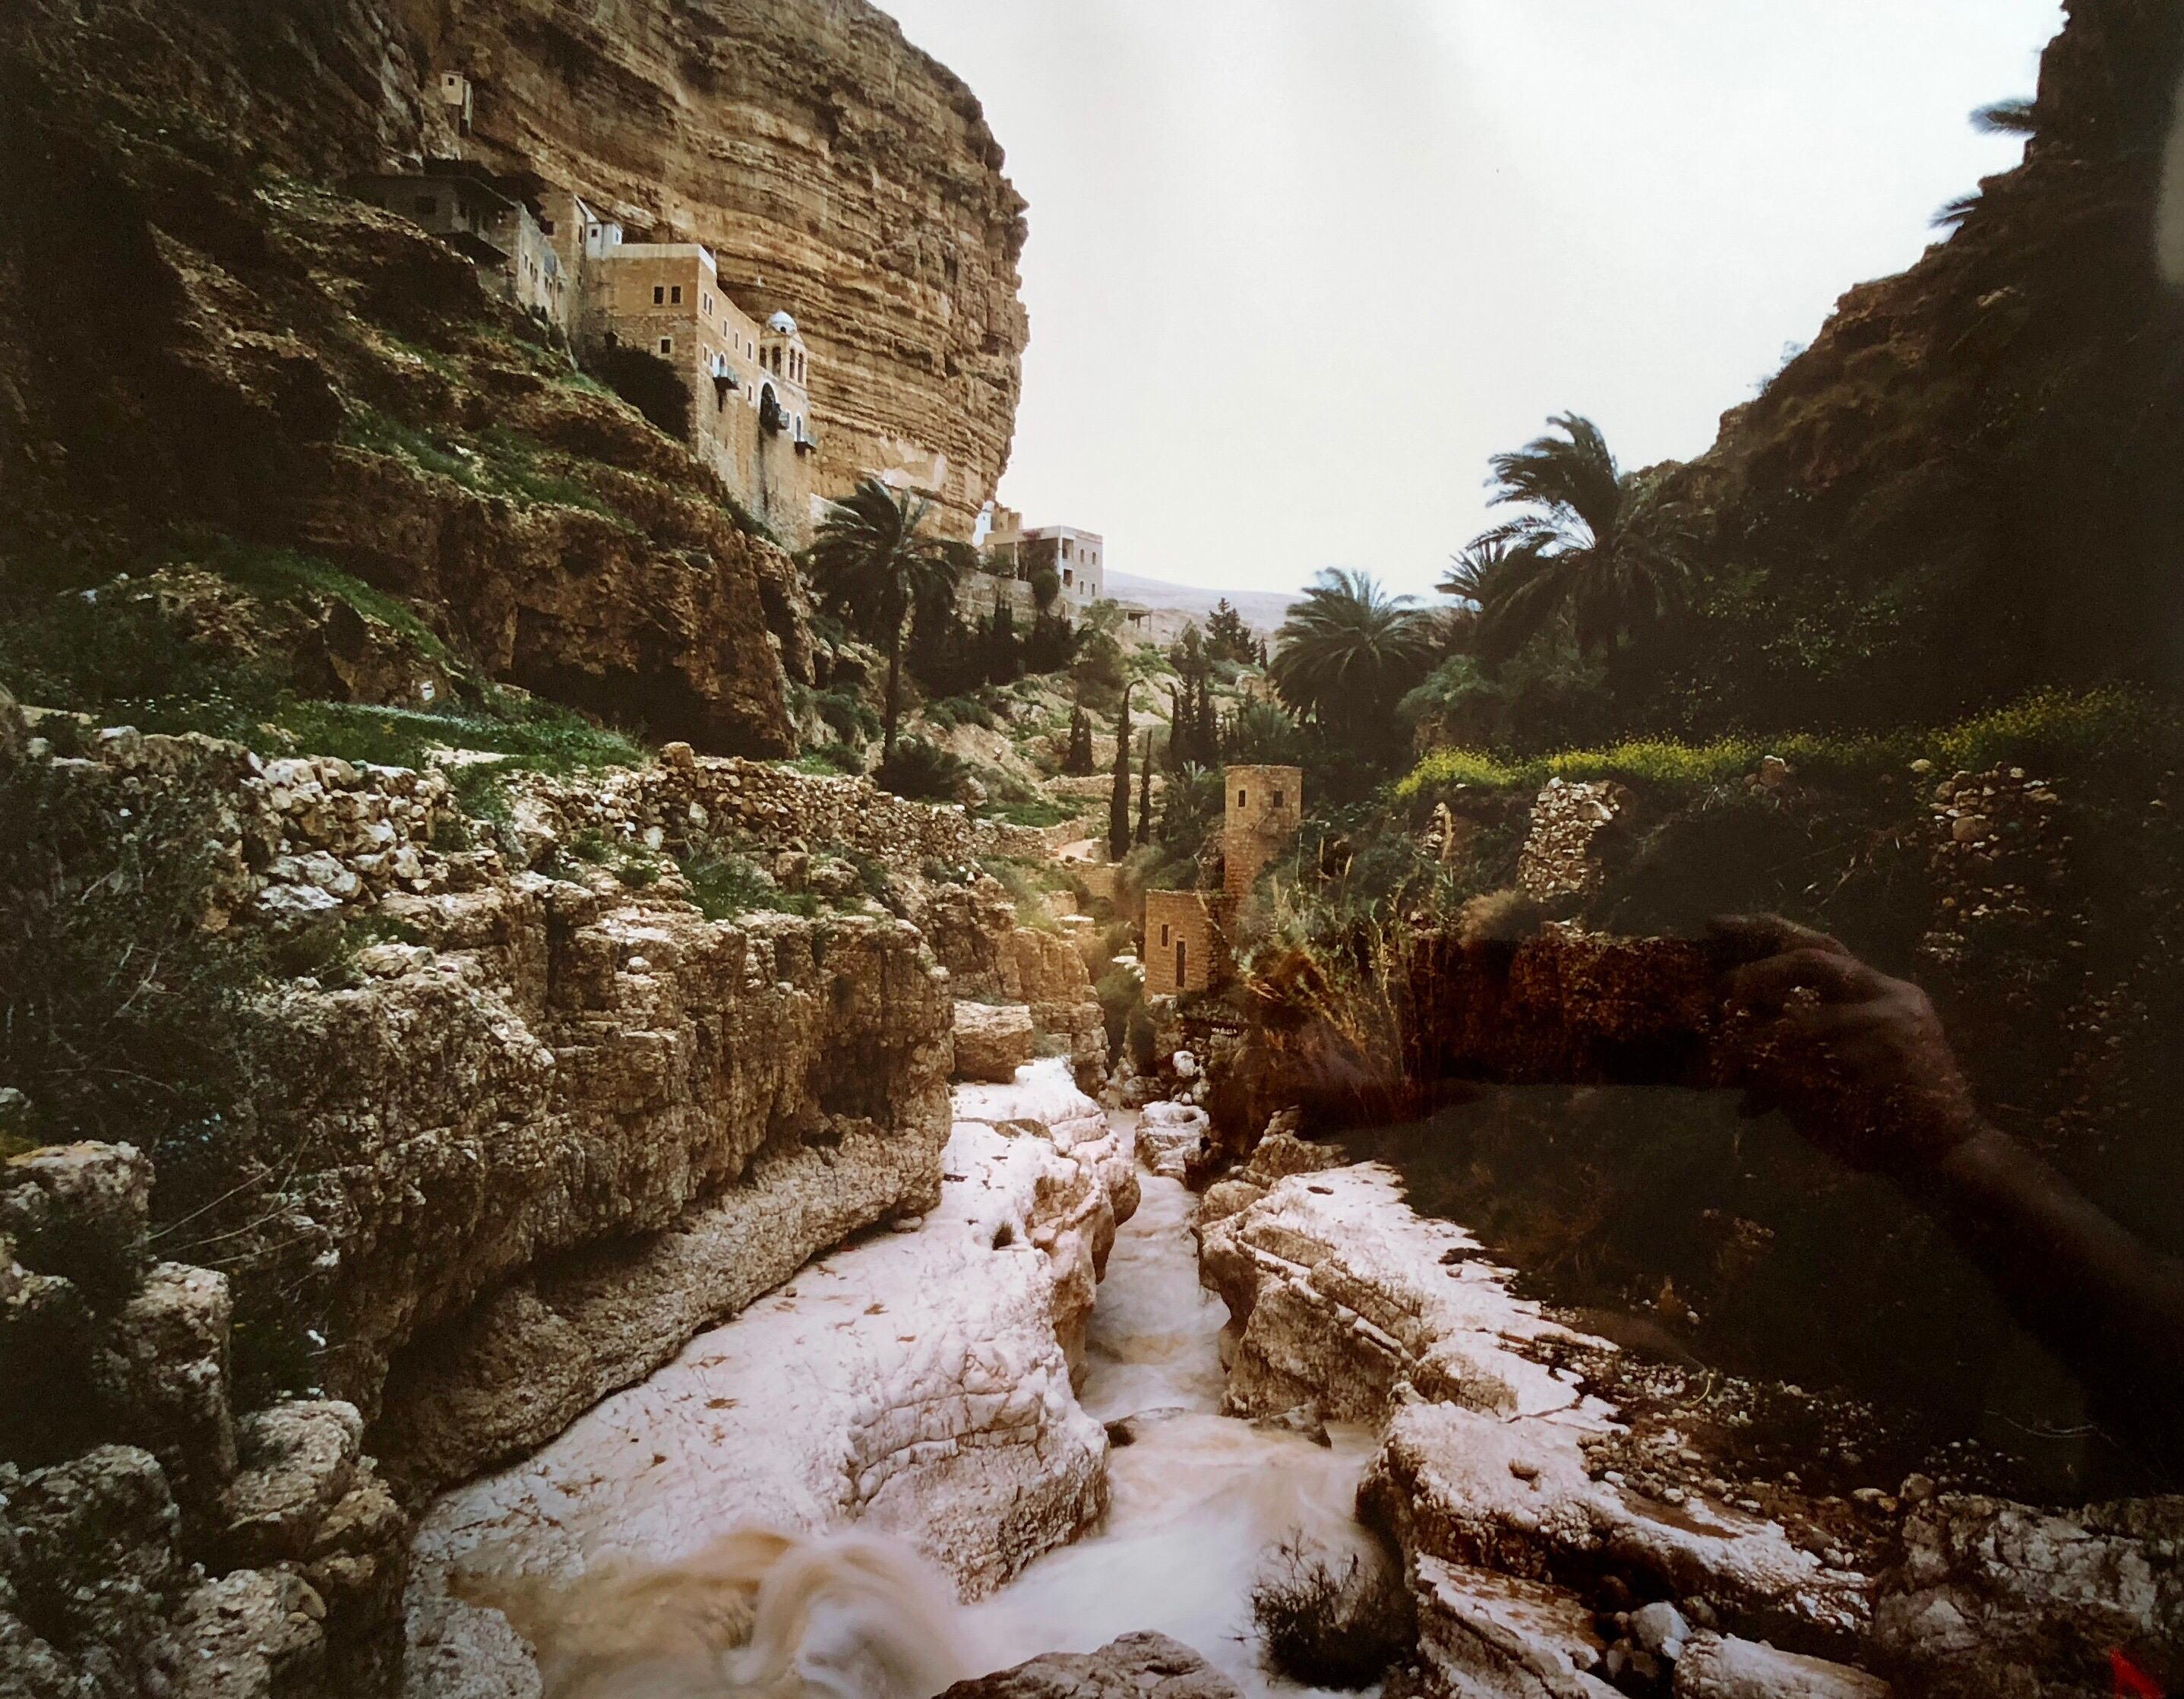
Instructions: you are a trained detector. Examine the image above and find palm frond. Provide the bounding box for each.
[1971,97,2036,135]
[1933,191,1981,230]
[1486,413,1623,549]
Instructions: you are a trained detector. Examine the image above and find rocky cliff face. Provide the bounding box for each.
[431,0,1029,536]
[1652,0,2184,726]
[1,0,1028,752]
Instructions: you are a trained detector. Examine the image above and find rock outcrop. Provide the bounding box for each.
[940,1633,1241,1699]
[922,876,1111,1091]
[1202,1163,1888,1698]
[1,1150,407,1699]
[955,1000,1037,1083]
[438,0,1029,537]
[1201,1156,2182,1699]
[406,1063,1136,1697]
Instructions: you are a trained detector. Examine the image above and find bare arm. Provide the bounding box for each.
[1712,916,2184,1458]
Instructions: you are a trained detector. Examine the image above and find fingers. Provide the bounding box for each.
[1724,947,1879,1014]
[1706,913,1851,967]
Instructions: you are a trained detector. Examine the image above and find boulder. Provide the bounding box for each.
[1674,1633,1892,1698]
[91,1263,236,1523]
[217,1403,362,1568]
[165,1568,327,1699]
[954,1001,1035,1083]
[941,1632,1240,1699]
[1869,1494,2183,1698]
[0,1144,152,1308]
[2,1444,185,1691]
[1136,1100,1209,1179]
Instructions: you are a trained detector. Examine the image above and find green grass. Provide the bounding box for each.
[273,690,643,776]
[192,538,455,666]
[981,793,1083,830]
[678,846,817,919]
[1397,688,2162,801]
[343,403,621,521]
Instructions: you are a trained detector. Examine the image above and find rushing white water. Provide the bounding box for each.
[966,1168,1379,1699]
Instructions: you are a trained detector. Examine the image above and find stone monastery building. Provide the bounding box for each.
[356,159,823,543]
[360,70,1113,568]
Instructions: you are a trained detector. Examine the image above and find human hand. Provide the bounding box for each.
[1711,915,1985,1175]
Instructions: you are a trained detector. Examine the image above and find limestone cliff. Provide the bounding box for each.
[0,0,1028,755]
[425,0,1030,536]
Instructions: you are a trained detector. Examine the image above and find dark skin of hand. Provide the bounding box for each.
[1712,916,2184,1474]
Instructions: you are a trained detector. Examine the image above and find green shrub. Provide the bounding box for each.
[677,846,818,918]
[875,737,967,802]
[1095,966,1143,1058]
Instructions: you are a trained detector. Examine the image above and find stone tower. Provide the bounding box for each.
[1222,764,1303,900]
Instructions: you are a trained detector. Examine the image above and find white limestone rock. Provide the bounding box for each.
[405,1061,1135,1699]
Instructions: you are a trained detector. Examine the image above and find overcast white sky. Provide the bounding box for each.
[876,1,2063,600]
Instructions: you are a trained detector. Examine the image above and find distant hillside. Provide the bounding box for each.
[1104,571,1300,638]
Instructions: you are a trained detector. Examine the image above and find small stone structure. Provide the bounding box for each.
[1140,764,1302,996]
[1143,890,1217,996]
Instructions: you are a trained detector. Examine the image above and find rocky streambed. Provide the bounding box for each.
[397,1071,2179,1699]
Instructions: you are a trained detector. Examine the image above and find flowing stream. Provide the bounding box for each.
[968,1160,1378,1699]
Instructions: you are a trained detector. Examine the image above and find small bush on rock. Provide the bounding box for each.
[1250,1532,1414,1689]
[875,736,967,801]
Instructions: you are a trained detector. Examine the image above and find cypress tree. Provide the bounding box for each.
[1109,687,1133,862]
[1135,731,1154,846]
[1064,698,1095,775]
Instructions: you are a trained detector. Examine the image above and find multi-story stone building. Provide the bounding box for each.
[353,167,565,324]
[986,512,1106,613]
[359,164,831,545]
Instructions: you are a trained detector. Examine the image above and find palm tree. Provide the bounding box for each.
[1464,413,1689,663]
[1269,568,1438,743]
[805,477,964,759]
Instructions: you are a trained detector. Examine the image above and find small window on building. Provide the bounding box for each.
[1063,568,1073,587]
[1237,789,1248,808]
[659,337,673,355]
[671,285,683,305]
[1176,940,1187,986]
[653,286,665,305]
[703,293,712,315]
[1160,922,1171,948]
[1273,789,1285,810]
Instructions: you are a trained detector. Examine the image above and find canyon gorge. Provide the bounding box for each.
[4,0,2182,1695]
